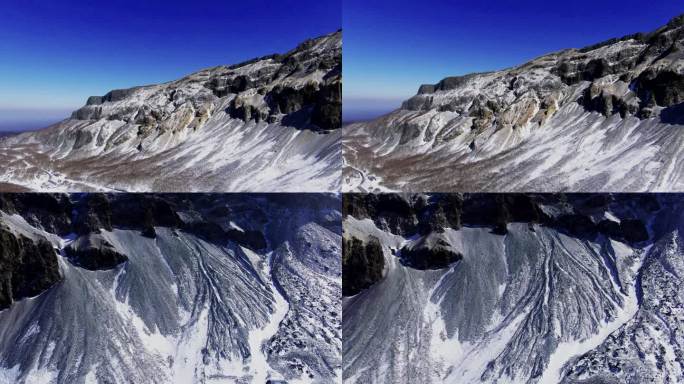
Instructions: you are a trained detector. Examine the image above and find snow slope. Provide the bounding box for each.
[343,16,684,192]
[0,194,342,383]
[343,193,684,383]
[0,31,341,192]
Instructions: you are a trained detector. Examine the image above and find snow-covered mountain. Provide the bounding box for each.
[0,193,342,383]
[342,193,684,383]
[343,15,684,192]
[0,31,341,192]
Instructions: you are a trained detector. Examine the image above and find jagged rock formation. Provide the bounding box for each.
[343,193,684,384]
[0,193,342,383]
[0,31,341,192]
[344,16,684,192]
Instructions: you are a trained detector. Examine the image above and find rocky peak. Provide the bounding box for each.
[68,30,341,153]
[402,14,684,137]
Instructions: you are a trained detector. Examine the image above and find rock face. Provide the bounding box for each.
[0,193,342,384]
[342,236,384,296]
[342,193,652,246]
[399,232,462,270]
[0,31,341,192]
[75,31,341,133]
[343,193,684,384]
[344,16,684,192]
[63,234,128,270]
[0,227,60,309]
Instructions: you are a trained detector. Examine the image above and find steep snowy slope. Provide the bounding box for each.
[0,31,341,192]
[342,193,683,383]
[0,193,341,383]
[343,16,684,192]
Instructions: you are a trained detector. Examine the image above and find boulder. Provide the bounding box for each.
[399,233,462,270]
[64,234,128,270]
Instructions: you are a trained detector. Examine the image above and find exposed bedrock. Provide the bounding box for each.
[395,13,684,144]
[399,232,463,270]
[0,227,60,309]
[342,194,656,292]
[63,234,128,270]
[0,193,73,235]
[342,236,384,296]
[2,192,269,247]
[226,81,341,131]
[67,29,341,147]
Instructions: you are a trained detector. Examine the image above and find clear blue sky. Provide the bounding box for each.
[343,0,684,121]
[0,0,340,130]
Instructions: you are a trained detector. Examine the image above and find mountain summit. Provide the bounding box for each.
[0,31,341,192]
[344,17,684,192]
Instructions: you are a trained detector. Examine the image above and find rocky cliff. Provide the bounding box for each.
[0,31,342,192]
[344,16,684,192]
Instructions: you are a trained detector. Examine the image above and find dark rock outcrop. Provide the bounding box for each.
[402,14,684,127]
[557,214,600,239]
[635,69,684,108]
[342,236,384,296]
[0,193,73,235]
[209,31,342,132]
[461,194,550,235]
[0,228,61,309]
[64,235,128,270]
[344,193,655,244]
[617,219,649,243]
[226,228,267,250]
[74,194,114,235]
[399,235,462,270]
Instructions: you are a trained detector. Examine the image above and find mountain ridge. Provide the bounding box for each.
[0,31,342,192]
[343,15,684,192]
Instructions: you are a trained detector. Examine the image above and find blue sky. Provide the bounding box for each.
[343,0,684,120]
[0,0,339,130]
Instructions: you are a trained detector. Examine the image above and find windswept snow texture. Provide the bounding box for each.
[0,31,341,192]
[0,193,342,383]
[343,193,684,384]
[344,16,684,192]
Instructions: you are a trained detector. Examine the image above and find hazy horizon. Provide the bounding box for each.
[343,96,405,123]
[0,108,72,132]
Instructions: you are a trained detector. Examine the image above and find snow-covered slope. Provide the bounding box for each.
[0,193,342,383]
[343,16,684,192]
[0,31,341,192]
[342,193,684,383]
